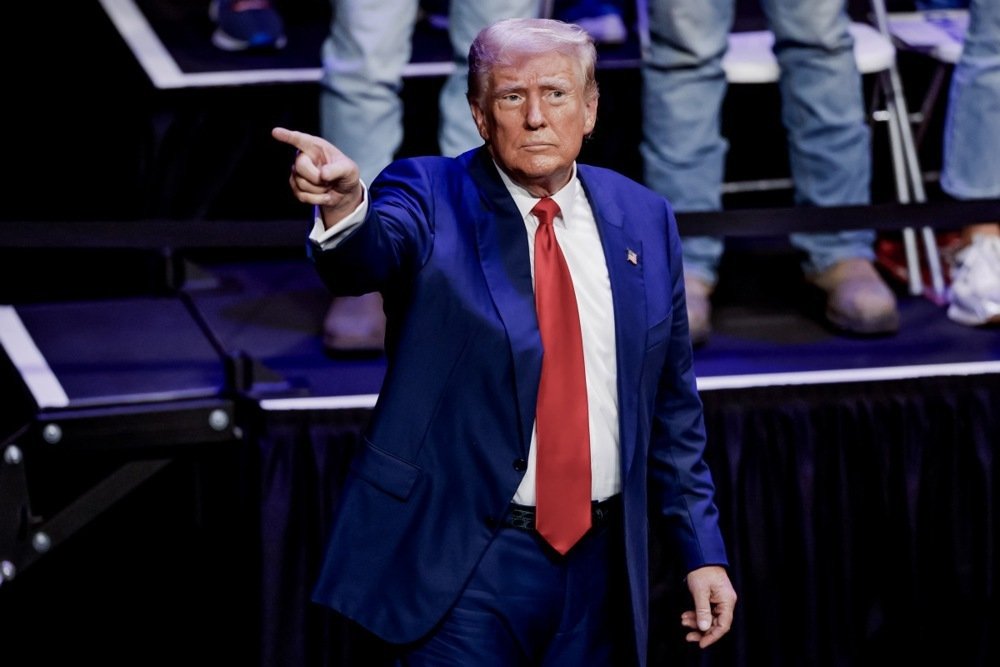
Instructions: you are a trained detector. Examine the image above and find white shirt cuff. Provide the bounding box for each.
[308,181,369,249]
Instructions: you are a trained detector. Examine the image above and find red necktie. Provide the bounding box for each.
[531,197,592,555]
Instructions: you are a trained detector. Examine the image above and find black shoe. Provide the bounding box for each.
[209,0,287,51]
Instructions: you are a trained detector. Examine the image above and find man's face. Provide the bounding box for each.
[471,51,597,197]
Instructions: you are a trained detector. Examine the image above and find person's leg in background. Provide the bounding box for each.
[640,0,734,345]
[320,0,420,186]
[439,0,542,158]
[931,0,1000,326]
[766,0,899,335]
[317,0,419,353]
[321,1,541,352]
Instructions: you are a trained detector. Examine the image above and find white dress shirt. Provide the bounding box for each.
[309,162,621,504]
[496,166,620,504]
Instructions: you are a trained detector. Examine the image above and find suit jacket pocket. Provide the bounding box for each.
[350,439,421,501]
[646,312,671,350]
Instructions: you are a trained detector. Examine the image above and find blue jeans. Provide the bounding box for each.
[932,0,1000,200]
[641,0,875,283]
[320,0,539,184]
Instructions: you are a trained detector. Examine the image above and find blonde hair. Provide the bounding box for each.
[467,18,599,108]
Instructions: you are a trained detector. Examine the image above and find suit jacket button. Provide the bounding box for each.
[513,458,527,472]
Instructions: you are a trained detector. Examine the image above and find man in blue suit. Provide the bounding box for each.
[272,17,736,666]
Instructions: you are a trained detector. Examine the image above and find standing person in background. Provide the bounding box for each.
[273,17,736,665]
[319,0,539,352]
[641,0,900,345]
[915,0,1000,326]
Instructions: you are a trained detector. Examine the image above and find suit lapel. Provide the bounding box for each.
[467,149,542,453]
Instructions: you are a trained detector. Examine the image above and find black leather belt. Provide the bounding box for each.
[504,495,622,532]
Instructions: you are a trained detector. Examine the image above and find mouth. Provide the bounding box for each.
[521,143,554,151]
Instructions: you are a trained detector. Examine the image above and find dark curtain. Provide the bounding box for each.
[247,406,394,667]
[253,374,1000,666]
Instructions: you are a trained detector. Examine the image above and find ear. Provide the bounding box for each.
[470,102,491,142]
[583,95,598,135]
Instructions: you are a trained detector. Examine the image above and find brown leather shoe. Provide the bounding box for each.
[684,274,714,346]
[807,258,899,334]
[322,293,386,352]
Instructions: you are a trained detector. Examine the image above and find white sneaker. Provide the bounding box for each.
[946,234,1000,326]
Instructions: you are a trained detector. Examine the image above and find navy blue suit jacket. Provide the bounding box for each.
[309,147,727,662]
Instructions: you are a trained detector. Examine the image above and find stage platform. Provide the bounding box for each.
[98,0,646,90]
[173,251,1000,399]
[5,247,997,416]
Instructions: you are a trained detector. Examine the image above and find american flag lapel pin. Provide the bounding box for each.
[627,249,638,265]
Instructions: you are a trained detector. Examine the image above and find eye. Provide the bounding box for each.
[547,89,569,103]
[497,93,522,109]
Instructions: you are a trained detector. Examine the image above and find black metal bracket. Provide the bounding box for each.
[1,424,174,588]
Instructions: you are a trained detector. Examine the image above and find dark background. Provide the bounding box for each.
[2,0,949,225]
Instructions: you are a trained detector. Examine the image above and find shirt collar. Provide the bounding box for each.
[494,161,582,228]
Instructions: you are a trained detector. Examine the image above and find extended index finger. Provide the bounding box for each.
[272,126,318,153]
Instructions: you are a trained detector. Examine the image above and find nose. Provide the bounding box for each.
[524,95,546,129]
